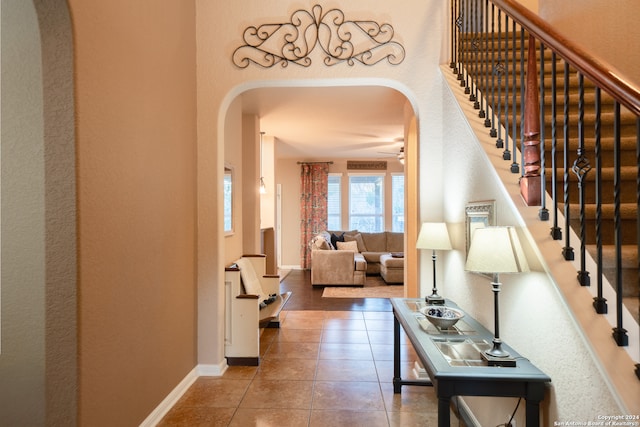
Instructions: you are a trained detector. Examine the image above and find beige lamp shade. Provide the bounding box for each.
[416,222,452,251]
[465,226,529,274]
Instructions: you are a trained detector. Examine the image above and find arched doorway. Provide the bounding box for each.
[221,82,420,297]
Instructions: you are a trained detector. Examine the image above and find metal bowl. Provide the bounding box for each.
[420,306,464,329]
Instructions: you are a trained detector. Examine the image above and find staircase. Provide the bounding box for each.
[458,32,639,323]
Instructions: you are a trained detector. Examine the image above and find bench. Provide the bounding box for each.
[224,254,291,366]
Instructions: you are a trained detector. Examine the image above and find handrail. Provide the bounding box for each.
[491,0,640,116]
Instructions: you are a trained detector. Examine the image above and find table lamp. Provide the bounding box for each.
[416,222,452,305]
[465,226,529,367]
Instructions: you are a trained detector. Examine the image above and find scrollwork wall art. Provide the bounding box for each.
[232,4,406,68]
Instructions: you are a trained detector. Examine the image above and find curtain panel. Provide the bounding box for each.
[300,163,329,269]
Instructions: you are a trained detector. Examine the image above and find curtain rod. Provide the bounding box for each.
[297,161,334,165]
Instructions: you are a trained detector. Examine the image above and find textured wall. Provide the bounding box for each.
[539,0,640,87]
[69,0,199,425]
[0,2,46,425]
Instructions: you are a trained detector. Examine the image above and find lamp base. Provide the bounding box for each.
[426,294,445,305]
[481,350,516,367]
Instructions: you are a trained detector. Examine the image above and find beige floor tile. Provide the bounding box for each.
[371,343,417,361]
[319,342,373,360]
[176,378,250,408]
[367,329,406,345]
[374,360,423,383]
[282,310,326,320]
[381,383,439,413]
[309,409,389,427]
[255,358,318,381]
[365,319,395,331]
[312,381,385,411]
[323,318,367,330]
[315,359,378,382]
[157,406,236,427]
[321,328,370,344]
[239,379,314,409]
[263,341,320,360]
[388,410,439,426]
[229,408,311,427]
[281,316,325,330]
[274,328,322,343]
[220,365,258,380]
[363,311,395,320]
[323,310,364,320]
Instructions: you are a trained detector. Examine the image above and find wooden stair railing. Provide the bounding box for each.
[450,0,640,380]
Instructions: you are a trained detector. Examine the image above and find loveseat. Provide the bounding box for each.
[310,230,404,286]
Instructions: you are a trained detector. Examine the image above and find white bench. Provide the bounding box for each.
[224,254,291,366]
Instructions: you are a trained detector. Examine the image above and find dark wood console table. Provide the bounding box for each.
[390,298,551,427]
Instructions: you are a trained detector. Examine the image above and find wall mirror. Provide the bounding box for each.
[224,165,234,235]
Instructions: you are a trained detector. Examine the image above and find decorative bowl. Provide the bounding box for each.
[420,306,464,329]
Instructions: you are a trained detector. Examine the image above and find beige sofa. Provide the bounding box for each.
[310,230,404,286]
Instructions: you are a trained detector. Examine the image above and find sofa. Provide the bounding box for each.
[310,230,404,286]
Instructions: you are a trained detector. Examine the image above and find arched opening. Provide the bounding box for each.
[220,81,420,297]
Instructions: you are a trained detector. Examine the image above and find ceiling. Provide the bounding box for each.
[240,86,409,160]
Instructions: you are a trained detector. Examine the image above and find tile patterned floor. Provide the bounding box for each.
[158,309,444,426]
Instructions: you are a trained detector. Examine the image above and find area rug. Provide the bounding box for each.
[321,275,404,299]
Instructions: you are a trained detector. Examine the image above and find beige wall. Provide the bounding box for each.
[538,0,640,86]
[1,2,46,424]
[223,97,243,264]
[69,0,198,425]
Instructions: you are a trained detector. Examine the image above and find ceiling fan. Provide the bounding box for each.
[378,144,405,164]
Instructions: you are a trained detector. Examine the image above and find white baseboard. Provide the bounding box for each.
[139,361,228,427]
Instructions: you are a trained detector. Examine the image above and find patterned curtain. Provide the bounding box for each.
[300,163,329,269]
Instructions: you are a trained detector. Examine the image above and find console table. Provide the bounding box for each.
[390,298,551,427]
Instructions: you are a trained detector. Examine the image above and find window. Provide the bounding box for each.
[349,174,384,232]
[391,174,405,232]
[224,166,233,234]
[327,174,341,230]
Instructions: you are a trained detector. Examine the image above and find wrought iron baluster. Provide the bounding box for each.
[489,3,497,135]
[456,2,464,83]
[458,0,466,87]
[539,42,548,220]
[451,0,458,72]
[481,0,490,123]
[562,61,575,261]
[612,101,629,347]
[469,0,478,102]
[572,73,591,286]
[593,87,607,313]
[520,29,526,174]
[502,15,511,159]
[464,0,471,93]
[510,20,519,173]
[550,52,562,239]
[494,10,504,147]
[636,116,640,380]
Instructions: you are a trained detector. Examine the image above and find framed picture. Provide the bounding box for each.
[465,200,496,256]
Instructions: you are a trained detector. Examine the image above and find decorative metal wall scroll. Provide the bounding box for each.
[232,4,406,68]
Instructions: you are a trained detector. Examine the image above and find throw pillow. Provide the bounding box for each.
[310,234,331,250]
[330,232,345,249]
[344,232,368,252]
[235,257,266,301]
[336,240,359,252]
